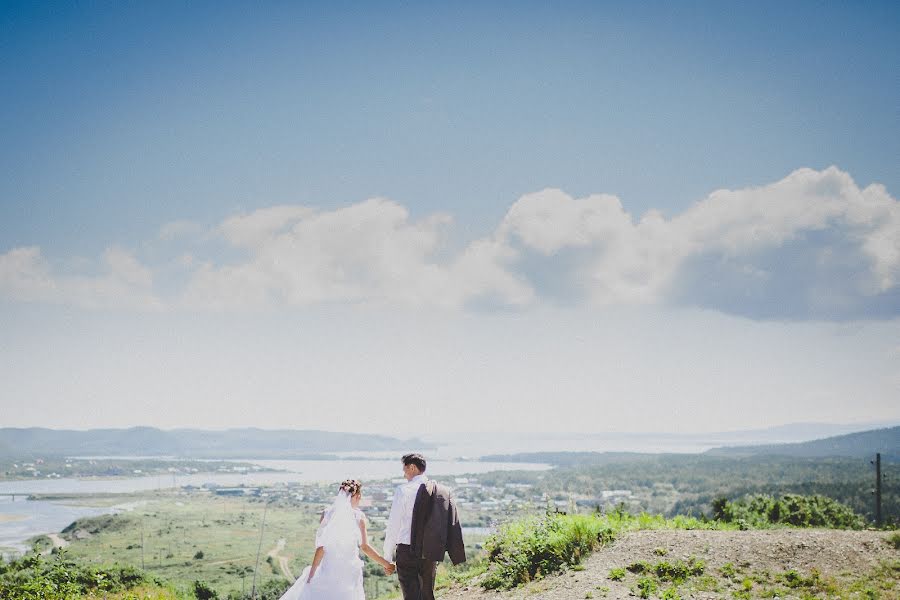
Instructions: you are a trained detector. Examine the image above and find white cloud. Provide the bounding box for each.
[0,247,56,301]
[495,166,900,318]
[497,189,633,255]
[0,246,162,310]
[218,205,316,248]
[1,167,898,319]
[181,198,530,310]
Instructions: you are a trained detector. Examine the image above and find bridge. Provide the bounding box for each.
[0,493,38,501]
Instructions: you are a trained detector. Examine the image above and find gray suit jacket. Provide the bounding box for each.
[410,480,466,565]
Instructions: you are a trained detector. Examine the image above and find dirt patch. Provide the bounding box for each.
[439,529,898,600]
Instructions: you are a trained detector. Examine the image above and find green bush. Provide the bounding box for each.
[627,561,650,574]
[652,557,704,583]
[480,509,729,590]
[712,494,865,529]
[193,580,218,600]
[481,512,616,589]
[634,577,657,598]
[224,579,289,600]
[660,586,681,600]
[887,531,900,550]
[0,550,157,600]
[777,568,818,588]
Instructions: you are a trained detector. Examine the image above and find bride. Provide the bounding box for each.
[279,479,395,600]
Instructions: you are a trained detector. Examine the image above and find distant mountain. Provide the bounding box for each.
[704,426,900,460]
[702,421,899,445]
[0,427,426,459]
[427,421,898,457]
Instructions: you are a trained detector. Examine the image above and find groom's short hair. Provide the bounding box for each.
[402,453,427,473]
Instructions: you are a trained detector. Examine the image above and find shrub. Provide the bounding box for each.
[776,568,820,589]
[634,577,657,599]
[653,557,704,583]
[194,550,205,560]
[887,532,900,550]
[0,550,157,600]
[713,494,865,529]
[720,562,737,578]
[481,512,616,589]
[193,580,218,600]
[660,586,681,600]
[608,567,626,581]
[627,561,650,574]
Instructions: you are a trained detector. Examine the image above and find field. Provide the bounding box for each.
[36,490,323,598]
[25,487,486,599]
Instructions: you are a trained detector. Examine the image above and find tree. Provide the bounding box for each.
[194,580,218,600]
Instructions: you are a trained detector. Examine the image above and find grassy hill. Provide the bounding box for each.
[434,502,897,599]
[438,528,899,600]
[705,426,900,460]
[0,427,425,459]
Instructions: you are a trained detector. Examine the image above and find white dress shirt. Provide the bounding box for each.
[383,474,428,561]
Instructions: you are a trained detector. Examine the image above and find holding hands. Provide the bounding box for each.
[383,562,396,576]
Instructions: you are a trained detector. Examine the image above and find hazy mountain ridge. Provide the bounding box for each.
[704,426,900,459]
[0,427,425,459]
[480,426,900,465]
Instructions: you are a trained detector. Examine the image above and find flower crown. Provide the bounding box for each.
[340,479,362,496]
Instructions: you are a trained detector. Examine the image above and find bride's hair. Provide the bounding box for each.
[340,479,362,496]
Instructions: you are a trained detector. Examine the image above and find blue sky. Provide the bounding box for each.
[2,1,897,254]
[0,2,898,432]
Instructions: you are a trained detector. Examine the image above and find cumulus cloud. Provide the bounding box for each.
[181,198,532,310]
[0,246,163,310]
[1,167,897,319]
[494,167,900,319]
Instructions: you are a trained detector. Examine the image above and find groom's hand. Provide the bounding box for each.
[384,562,396,576]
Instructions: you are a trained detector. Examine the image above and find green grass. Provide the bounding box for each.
[651,557,705,583]
[887,531,900,550]
[633,576,657,598]
[606,560,900,600]
[0,549,181,600]
[40,491,323,598]
[479,509,732,590]
[40,489,422,600]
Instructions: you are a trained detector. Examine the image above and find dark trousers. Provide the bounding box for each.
[395,544,437,600]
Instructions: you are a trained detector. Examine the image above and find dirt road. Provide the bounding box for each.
[268,538,295,581]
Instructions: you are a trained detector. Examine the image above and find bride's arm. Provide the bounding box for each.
[358,518,394,573]
[307,546,325,582]
[307,508,329,581]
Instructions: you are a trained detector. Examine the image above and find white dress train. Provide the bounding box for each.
[279,493,366,600]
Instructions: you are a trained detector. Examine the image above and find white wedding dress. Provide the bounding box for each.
[279,490,366,600]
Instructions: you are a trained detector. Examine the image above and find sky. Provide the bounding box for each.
[0,1,898,436]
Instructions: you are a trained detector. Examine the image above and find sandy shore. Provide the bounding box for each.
[0,513,29,523]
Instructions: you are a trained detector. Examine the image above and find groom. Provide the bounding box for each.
[383,453,466,600]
